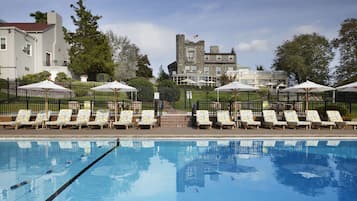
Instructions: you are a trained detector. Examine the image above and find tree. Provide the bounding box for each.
[158,79,180,103]
[106,30,138,81]
[157,65,170,81]
[219,74,236,85]
[64,0,114,81]
[256,65,264,71]
[30,11,47,23]
[127,77,154,102]
[136,55,153,78]
[333,18,357,85]
[272,33,334,84]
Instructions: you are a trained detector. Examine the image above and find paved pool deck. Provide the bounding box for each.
[0,126,356,140]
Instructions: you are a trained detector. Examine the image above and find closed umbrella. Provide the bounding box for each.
[281,80,335,110]
[18,80,72,119]
[91,81,137,121]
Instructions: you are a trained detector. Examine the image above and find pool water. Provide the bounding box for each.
[1,140,357,201]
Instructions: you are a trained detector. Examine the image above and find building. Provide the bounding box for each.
[168,34,237,86]
[0,11,71,80]
[226,67,288,88]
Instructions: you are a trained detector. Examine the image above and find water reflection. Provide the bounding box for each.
[1,140,357,201]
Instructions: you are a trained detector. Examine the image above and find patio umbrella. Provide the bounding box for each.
[181,78,196,85]
[336,81,357,92]
[91,80,137,121]
[281,80,335,110]
[215,81,258,122]
[18,80,72,119]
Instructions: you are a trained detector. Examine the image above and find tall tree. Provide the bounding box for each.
[333,18,357,85]
[272,33,334,84]
[64,0,114,80]
[29,11,47,23]
[136,55,153,78]
[157,65,170,81]
[106,30,138,81]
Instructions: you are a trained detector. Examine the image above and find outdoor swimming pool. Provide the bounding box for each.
[0,139,356,201]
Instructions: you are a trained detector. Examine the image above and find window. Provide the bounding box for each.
[24,43,32,56]
[186,48,195,62]
[185,66,190,73]
[205,55,209,61]
[191,66,197,71]
[216,67,221,76]
[216,55,222,61]
[0,37,6,50]
[204,67,209,75]
[228,55,234,61]
[228,67,234,71]
[45,52,51,66]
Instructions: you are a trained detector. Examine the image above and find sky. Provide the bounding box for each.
[1,0,357,76]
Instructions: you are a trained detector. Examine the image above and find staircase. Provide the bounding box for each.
[160,113,192,128]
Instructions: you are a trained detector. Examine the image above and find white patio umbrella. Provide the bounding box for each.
[91,80,137,121]
[336,81,357,92]
[181,78,196,85]
[18,80,72,119]
[215,81,258,122]
[281,80,335,110]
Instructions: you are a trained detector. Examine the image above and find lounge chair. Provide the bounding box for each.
[262,110,287,129]
[306,110,335,130]
[66,109,91,129]
[283,110,311,129]
[240,110,261,129]
[326,110,357,130]
[196,110,212,129]
[20,111,51,129]
[216,110,235,129]
[113,110,133,129]
[138,110,157,129]
[87,109,109,129]
[0,109,32,130]
[45,109,72,130]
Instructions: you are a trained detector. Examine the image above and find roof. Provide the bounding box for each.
[0,23,53,32]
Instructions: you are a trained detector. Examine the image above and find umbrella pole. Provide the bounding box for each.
[45,91,48,119]
[305,90,309,111]
[115,90,118,122]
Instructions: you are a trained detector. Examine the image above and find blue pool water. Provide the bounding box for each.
[1,139,357,201]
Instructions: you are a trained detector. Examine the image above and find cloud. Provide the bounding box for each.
[102,22,177,74]
[293,25,321,34]
[236,40,268,52]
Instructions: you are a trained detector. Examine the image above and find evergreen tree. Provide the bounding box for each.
[136,55,153,78]
[273,33,333,84]
[30,11,47,23]
[157,65,170,81]
[333,18,357,85]
[65,0,114,80]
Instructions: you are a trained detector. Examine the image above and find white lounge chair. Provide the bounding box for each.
[66,109,91,129]
[262,110,287,129]
[87,109,110,130]
[326,110,357,130]
[113,110,133,129]
[45,109,72,130]
[196,110,212,129]
[283,110,311,129]
[20,111,51,129]
[306,110,335,130]
[240,110,261,129]
[138,110,157,129]
[216,110,235,129]
[0,109,32,129]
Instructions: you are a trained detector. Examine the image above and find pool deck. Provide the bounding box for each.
[0,127,356,140]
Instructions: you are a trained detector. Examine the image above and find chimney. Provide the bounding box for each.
[210,46,219,53]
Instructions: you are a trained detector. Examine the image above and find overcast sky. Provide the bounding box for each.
[1,0,357,76]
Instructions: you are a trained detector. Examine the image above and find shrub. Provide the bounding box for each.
[158,79,180,102]
[55,72,72,82]
[127,77,154,102]
[315,104,348,120]
[19,71,51,85]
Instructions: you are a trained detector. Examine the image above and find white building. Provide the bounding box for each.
[0,11,71,80]
[226,67,288,88]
